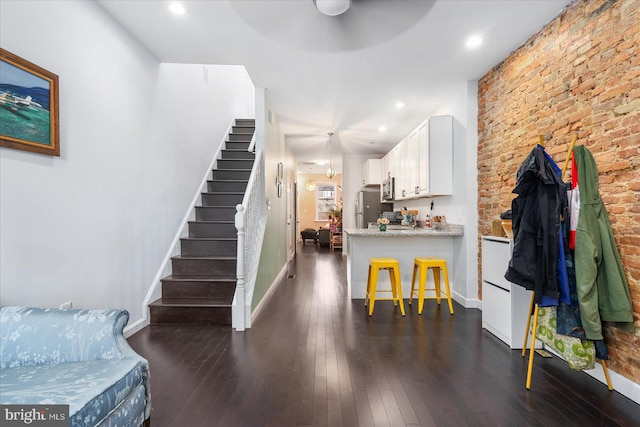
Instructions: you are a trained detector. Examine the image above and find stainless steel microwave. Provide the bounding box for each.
[382,177,394,201]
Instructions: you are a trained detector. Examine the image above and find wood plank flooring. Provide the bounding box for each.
[128,243,640,426]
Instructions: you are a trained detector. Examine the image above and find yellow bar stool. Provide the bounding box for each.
[365,258,405,317]
[409,258,454,315]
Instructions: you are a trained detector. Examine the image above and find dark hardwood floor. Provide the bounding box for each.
[128,243,640,427]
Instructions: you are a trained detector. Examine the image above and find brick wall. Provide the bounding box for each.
[478,0,639,383]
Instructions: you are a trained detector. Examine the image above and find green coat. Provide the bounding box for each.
[573,145,633,340]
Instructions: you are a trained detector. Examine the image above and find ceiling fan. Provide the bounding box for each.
[313,0,352,16]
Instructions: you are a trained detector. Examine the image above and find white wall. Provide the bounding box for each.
[0,1,254,326]
[252,92,296,310]
[390,81,479,307]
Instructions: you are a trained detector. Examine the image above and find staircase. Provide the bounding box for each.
[149,119,255,324]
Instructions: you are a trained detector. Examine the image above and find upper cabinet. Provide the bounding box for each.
[362,159,382,186]
[418,115,453,197]
[388,115,453,200]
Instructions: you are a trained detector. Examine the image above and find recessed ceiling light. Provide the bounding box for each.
[316,160,326,166]
[168,2,186,15]
[395,102,405,109]
[378,126,387,132]
[465,35,483,49]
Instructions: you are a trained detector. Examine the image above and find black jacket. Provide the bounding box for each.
[505,146,568,304]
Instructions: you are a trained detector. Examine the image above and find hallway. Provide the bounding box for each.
[128,244,639,426]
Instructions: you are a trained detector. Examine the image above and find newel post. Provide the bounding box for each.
[235,204,246,331]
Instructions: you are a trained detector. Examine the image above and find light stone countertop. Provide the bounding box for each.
[344,224,463,237]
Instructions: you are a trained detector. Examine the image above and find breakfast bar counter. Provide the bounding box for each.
[344,225,464,299]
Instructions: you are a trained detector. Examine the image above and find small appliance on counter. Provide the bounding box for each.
[379,211,402,225]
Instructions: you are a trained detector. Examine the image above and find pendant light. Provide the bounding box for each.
[326,132,336,179]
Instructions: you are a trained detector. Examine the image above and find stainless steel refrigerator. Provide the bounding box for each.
[355,190,392,228]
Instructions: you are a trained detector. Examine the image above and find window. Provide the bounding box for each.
[316,183,336,221]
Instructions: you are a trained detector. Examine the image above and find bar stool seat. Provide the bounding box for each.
[365,258,405,317]
[409,257,454,315]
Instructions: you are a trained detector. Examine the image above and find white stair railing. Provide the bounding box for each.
[233,134,265,331]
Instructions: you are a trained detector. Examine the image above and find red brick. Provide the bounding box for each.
[478,0,639,385]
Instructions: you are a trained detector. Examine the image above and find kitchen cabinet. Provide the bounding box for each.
[417,115,453,196]
[481,237,541,349]
[382,145,400,197]
[385,115,453,201]
[362,159,382,187]
[395,131,419,200]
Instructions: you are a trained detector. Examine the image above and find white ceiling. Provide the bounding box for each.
[97,0,572,173]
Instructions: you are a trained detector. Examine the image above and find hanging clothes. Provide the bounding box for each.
[569,154,580,249]
[572,145,634,341]
[556,204,608,360]
[505,145,569,304]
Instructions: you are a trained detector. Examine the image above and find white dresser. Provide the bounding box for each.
[481,236,541,349]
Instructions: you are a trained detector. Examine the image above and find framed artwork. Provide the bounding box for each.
[0,48,60,156]
[276,162,284,197]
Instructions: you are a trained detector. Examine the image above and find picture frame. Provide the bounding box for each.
[276,162,284,197]
[0,48,60,156]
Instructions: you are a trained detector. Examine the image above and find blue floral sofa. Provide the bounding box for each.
[0,306,151,426]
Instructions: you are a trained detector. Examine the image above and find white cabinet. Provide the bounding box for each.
[417,115,453,196]
[481,237,541,349]
[384,115,453,201]
[362,159,382,187]
[388,143,403,198]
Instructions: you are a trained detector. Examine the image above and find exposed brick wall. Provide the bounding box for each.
[478,0,639,383]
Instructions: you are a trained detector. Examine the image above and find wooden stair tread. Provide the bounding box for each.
[162,275,236,281]
[187,220,234,224]
[172,255,237,260]
[150,297,232,307]
[201,192,244,195]
[180,237,236,241]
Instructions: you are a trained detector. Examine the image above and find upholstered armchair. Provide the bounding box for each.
[0,306,151,427]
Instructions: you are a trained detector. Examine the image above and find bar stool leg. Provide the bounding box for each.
[409,263,418,306]
[388,268,399,307]
[441,265,454,315]
[368,267,379,317]
[418,263,427,315]
[433,267,442,305]
[393,266,405,316]
[365,264,372,308]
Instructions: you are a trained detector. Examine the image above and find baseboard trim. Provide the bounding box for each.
[583,362,640,405]
[251,262,288,325]
[544,344,640,405]
[124,317,148,339]
[452,289,481,309]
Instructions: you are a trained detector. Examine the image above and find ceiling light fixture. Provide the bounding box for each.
[313,0,351,16]
[168,2,186,15]
[305,180,317,191]
[326,132,336,179]
[378,126,387,132]
[395,102,405,109]
[465,35,483,49]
